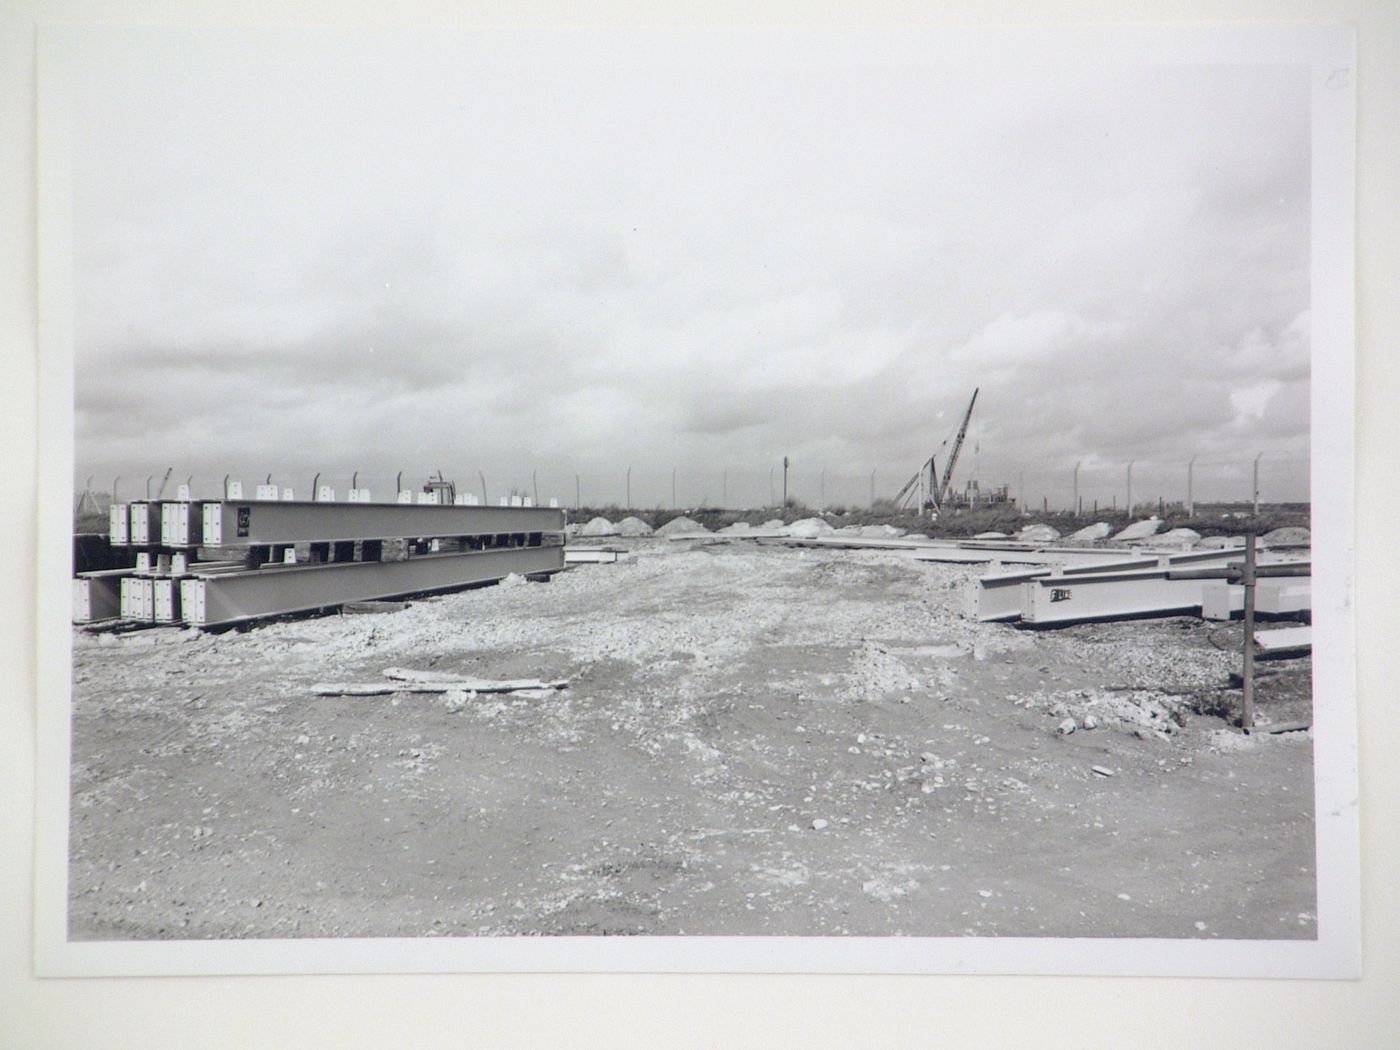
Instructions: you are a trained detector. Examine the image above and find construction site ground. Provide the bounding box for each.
[69,540,1316,940]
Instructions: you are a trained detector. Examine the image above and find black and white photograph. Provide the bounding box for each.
[34,21,1358,978]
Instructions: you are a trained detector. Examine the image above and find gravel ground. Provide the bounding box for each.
[69,540,1315,940]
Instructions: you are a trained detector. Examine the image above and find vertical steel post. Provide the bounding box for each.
[1187,455,1196,517]
[1242,531,1257,730]
[1073,461,1080,517]
[672,467,677,509]
[533,471,539,506]
[769,467,774,507]
[782,457,789,507]
[820,467,825,510]
[1126,460,1134,518]
[870,469,876,507]
[478,471,487,504]
[1253,452,1262,517]
[575,474,581,510]
[722,469,727,509]
[626,467,631,510]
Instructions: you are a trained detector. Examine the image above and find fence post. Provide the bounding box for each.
[1072,461,1080,517]
[870,469,876,507]
[1126,460,1134,517]
[1187,454,1196,516]
[626,467,631,510]
[1252,452,1262,516]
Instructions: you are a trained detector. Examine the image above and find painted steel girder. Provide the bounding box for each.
[1020,568,1208,625]
[179,543,565,628]
[200,500,566,546]
[967,549,1309,623]
[72,569,127,623]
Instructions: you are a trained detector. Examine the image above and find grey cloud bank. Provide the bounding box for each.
[70,28,1311,505]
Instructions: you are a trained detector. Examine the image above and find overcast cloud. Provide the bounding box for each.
[68,28,1312,506]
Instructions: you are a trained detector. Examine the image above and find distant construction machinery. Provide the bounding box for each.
[892,388,1008,514]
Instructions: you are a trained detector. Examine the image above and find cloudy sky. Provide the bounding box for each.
[66,27,1312,508]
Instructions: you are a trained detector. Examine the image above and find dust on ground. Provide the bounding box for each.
[69,542,1315,940]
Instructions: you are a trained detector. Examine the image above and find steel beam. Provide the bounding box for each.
[565,548,619,564]
[967,549,1308,622]
[180,543,565,628]
[128,501,161,546]
[1020,568,1207,625]
[160,501,203,547]
[72,569,128,623]
[1254,626,1311,657]
[200,500,565,546]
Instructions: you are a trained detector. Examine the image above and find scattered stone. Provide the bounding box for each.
[444,690,468,714]
[1082,715,1100,730]
[1056,718,1077,736]
[615,516,653,537]
[578,516,620,537]
[1194,921,1208,931]
[811,818,829,831]
[1116,893,1132,901]
[977,889,993,898]
[1091,765,1114,778]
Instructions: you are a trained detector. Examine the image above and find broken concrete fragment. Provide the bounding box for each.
[1056,718,1077,736]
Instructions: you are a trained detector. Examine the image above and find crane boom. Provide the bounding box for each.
[933,388,978,508]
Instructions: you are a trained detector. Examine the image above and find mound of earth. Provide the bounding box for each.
[718,521,753,534]
[1065,522,1113,545]
[1111,517,1162,542]
[578,516,620,537]
[787,517,836,539]
[760,519,785,530]
[655,515,710,536]
[859,524,908,538]
[1155,527,1202,547]
[1263,527,1310,546]
[616,516,654,537]
[1016,523,1061,544]
[973,531,1008,540]
[1198,535,1245,549]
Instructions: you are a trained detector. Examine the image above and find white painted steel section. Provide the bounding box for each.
[108,503,128,545]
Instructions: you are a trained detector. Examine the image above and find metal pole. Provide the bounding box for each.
[626,467,631,509]
[820,467,825,510]
[870,469,876,507]
[1253,452,1262,517]
[1073,461,1080,517]
[722,469,727,509]
[1126,460,1134,517]
[1242,531,1257,730]
[533,470,539,506]
[478,471,487,504]
[575,474,581,510]
[1019,471,1025,514]
[672,467,677,509]
[769,467,775,507]
[1187,455,1195,517]
[782,457,789,507]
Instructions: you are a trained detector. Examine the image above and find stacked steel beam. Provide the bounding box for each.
[74,486,566,629]
[963,546,1311,626]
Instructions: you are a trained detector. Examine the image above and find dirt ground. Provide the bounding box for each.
[68,540,1316,940]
